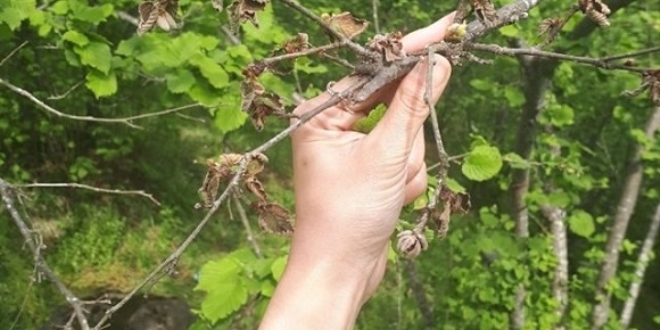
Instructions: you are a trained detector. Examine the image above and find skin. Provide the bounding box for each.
[259,12,455,330]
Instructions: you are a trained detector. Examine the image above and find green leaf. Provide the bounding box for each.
[270,255,288,281]
[166,70,196,94]
[200,280,248,323]
[352,104,387,133]
[446,177,467,194]
[653,315,660,324]
[49,0,69,15]
[546,104,574,127]
[214,107,248,133]
[503,152,530,169]
[190,54,229,89]
[568,210,595,238]
[498,25,518,37]
[462,145,503,181]
[189,82,222,107]
[85,71,117,98]
[0,0,36,30]
[62,30,89,46]
[504,86,524,107]
[469,79,491,91]
[76,42,112,74]
[116,38,140,56]
[69,2,113,24]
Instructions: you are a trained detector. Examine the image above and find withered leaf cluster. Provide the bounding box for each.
[197,153,293,234]
[578,0,611,27]
[228,0,269,29]
[137,0,178,35]
[433,185,471,238]
[240,76,286,131]
[367,32,406,63]
[473,0,498,27]
[320,12,369,40]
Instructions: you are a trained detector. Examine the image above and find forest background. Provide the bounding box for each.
[1,0,659,329]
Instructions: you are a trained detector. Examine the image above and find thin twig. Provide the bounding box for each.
[0,41,29,67]
[116,10,139,26]
[16,183,161,206]
[47,81,83,100]
[372,0,380,34]
[0,179,91,330]
[0,77,201,129]
[600,45,660,62]
[467,43,657,73]
[260,42,346,66]
[279,0,374,58]
[233,194,263,258]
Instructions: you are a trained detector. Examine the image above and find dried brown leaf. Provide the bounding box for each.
[137,0,178,34]
[578,0,610,26]
[396,230,428,258]
[240,78,286,131]
[229,0,269,29]
[473,0,497,27]
[321,12,369,40]
[254,202,294,234]
[197,158,235,208]
[367,32,406,63]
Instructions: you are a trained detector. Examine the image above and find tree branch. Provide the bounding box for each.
[16,183,161,206]
[0,76,201,129]
[0,179,91,330]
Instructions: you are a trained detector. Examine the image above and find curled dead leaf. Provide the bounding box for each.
[473,0,498,27]
[578,0,611,27]
[320,12,369,40]
[538,18,563,36]
[396,230,428,258]
[197,157,236,208]
[137,0,179,35]
[240,78,287,131]
[367,32,406,62]
[253,202,294,234]
[282,33,310,54]
[229,0,269,29]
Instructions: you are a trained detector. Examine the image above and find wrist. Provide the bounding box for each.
[259,244,385,330]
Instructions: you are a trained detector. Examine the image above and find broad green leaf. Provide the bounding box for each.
[69,2,113,24]
[568,210,595,238]
[200,281,248,323]
[546,104,574,127]
[547,191,570,208]
[0,0,36,30]
[462,145,503,181]
[188,82,222,107]
[62,30,89,46]
[190,54,229,89]
[116,38,140,56]
[653,315,660,324]
[85,71,117,98]
[214,107,248,133]
[76,42,112,74]
[166,70,196,94]
[352,104,387,133]
[49,0,69,15]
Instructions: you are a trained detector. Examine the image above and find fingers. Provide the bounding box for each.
[406,129,426,183]
[366,54,451,158]
[404,162,428,205]
[401,12,456,53]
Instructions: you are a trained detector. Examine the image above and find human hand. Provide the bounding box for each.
[260,12,455,330]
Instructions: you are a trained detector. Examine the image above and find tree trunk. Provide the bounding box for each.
[591,105,660,329]
[509,55,555,330]
[620,203,660,329]
[541,204,569,329]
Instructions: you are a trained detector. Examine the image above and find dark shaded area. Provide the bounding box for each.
[41,294,195,330]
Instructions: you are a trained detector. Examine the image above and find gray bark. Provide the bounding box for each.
[591,106,660,329]
[620,204,660,329]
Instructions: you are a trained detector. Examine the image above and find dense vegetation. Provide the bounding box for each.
[1,0,659,329]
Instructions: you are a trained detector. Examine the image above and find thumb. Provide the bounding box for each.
[367,55,451,156]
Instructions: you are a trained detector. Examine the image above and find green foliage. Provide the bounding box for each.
[352,103,387,133]
[462,143,503,181]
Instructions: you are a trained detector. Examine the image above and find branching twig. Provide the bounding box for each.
[116,10,139,26]
[260,42,346,66]
[233,194,263,258]
[279,0,374,58]
[372,0,380,34]
[536,5,580,49]
[467,43,657,73]
[0,77,201,129]
[48,81,83,100]
[16,183,161,206]
[600,45,660,62]
[0,179,91,330]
